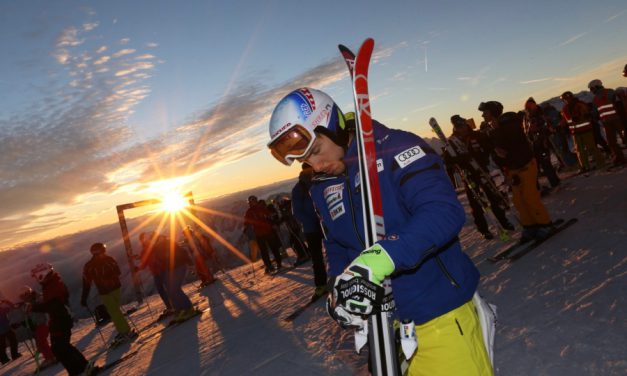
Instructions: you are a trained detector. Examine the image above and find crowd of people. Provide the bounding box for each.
[443,76,626,242]
[0,225,223,375]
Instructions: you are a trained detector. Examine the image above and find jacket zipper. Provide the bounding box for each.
[435,255,460,288]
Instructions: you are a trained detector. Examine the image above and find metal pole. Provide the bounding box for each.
[117,207,144,305]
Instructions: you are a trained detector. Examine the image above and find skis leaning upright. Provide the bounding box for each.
[339,39,399,376]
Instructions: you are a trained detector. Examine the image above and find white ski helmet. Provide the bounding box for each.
[31,263,53,282]
[267,88,347,165]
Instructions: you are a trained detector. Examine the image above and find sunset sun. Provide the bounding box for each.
[160,191,188,212]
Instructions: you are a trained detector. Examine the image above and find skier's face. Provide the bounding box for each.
[300,133,346,175]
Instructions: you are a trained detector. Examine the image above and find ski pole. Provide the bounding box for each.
[85,306,107,346]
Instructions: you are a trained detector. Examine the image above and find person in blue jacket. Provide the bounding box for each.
[267,88,492,375]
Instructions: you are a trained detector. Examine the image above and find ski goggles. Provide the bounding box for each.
[268,124,316,166]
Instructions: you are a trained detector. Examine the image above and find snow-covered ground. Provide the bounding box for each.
[2,167,625,376]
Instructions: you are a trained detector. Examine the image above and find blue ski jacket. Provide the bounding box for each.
[311,121,479,324]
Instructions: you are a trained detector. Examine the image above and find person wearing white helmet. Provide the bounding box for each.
[80,243,136,345]
[29,263,90,375]
[588,79,626,167]
[268,88,492,375]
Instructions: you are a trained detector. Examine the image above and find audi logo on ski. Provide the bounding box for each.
[394,145,426,168]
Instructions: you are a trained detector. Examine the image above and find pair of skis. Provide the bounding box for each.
[338,39,400,376]
[487,218,578,262]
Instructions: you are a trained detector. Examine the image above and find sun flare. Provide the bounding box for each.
[160,191,188,212]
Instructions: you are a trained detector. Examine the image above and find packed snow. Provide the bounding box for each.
[1,168,625,376]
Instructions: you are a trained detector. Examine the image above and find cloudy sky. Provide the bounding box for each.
[1,0,626,250]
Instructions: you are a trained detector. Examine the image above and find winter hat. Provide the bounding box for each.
[450,115,467,128]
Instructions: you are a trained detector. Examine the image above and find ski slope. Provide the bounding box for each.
[1,167,625,376]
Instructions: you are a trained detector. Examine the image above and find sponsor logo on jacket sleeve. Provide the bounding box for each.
[394,145,426,168]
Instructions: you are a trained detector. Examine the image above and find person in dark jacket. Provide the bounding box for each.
[291,163,328,300]
[523,98,561,188]
[489,111,554,243]
[268,88,493,375]
[29,263,88,375]
[80,243,135,343]
[0,299,21,364]
[138,231,173,320]
[446,115,514,239]
[141,233,195,324]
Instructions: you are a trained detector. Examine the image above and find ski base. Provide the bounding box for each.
[507,218,578,261]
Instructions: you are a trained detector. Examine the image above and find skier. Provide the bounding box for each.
[559,92,606,173]
[523,99,561,189]
[137,232,174,320]
[267,88,493,375]
[446,115,514,239]
[244,196,283,274]
[0,299,21,364]
[588,79,626,167]
[181,226,217,288]
[291,163,328,300]
[18,286,56,367]
[488,111,555,243]
[28,263,90,375]
[80,243,136,345]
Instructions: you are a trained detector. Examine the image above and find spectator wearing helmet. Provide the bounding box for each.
[268,88,493,375]
[588,79,626,167]
[559,91,606,172]
[29,263,89,375]
[80,243,136,344]
[244,195,283,274]
[490,111,555,243]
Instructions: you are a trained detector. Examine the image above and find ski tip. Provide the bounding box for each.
[429,117,437,125]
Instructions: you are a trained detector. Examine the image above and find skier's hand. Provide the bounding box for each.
[332,244,394,315]
[325,295,367,330]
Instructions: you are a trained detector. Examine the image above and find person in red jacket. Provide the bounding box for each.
[588,79,626,167]
[30,263,89,376]
[80,243,136,345]
[559,91,606,173]
[244,195,282,274]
